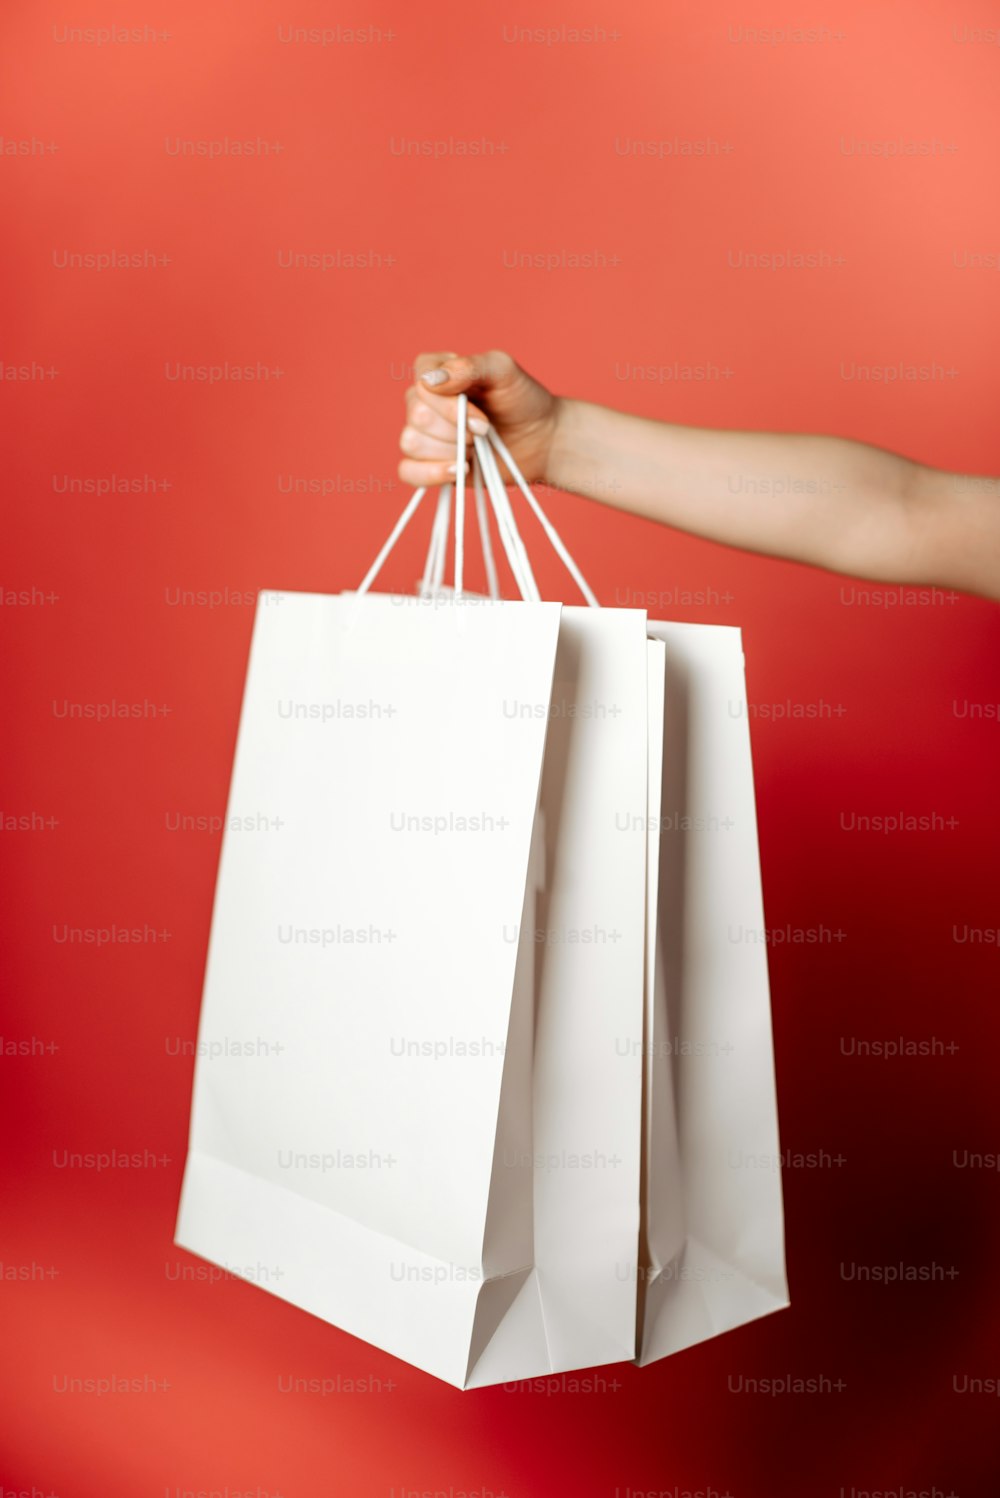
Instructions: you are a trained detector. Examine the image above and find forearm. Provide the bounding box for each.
[545,397,928,584]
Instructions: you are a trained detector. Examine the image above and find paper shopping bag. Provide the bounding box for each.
[637,621,789,1362]
[463,604,649,1386]
[175,589,567,1388]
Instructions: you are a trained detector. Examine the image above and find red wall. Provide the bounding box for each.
[4,2,999,1494]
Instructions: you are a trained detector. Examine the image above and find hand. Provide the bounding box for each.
[398,349,561,490]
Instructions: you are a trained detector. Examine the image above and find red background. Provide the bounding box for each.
[3,1,999,1494]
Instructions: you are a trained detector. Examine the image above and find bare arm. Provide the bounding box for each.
[548,399,1000,598]
[399,350,1000,601]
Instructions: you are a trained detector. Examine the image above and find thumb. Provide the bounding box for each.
[417,350,514,394]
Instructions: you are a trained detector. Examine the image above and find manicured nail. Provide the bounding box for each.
[421,369,448,386]
[468,416,489,435]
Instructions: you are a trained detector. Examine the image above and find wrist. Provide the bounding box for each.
[543,395,577,489]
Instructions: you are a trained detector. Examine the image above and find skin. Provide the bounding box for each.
[398,349,1000,601]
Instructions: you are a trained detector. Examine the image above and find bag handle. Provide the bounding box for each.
[472,447,500,600]
[420,484,452,595]
[357,393,599,606]
[473,432,540,601]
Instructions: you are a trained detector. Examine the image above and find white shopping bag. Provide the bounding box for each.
[175,588,568,1389]
[464,603,649,1386]
[637,621,789,1360]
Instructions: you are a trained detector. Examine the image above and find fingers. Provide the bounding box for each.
[400,350,518,490]
[399,418,456,462]
[398,456,468,489]
[400,375,489,490]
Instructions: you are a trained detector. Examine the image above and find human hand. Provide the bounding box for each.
[398,349,560,490]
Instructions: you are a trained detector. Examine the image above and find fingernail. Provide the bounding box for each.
[421,369,448,387]
[468,416,489,435]
[446,462,470,475]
